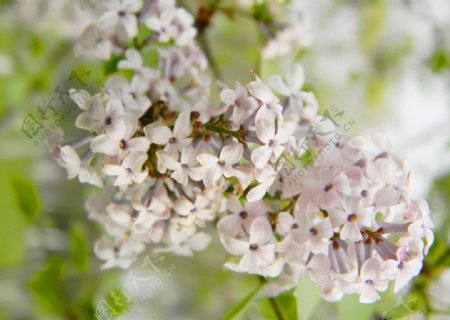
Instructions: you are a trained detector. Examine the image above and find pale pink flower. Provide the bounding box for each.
[102,152,148,187]
[251,113,288,168]
[196,144,246,187]
[220,82,258,125]
[221,217,275,272]
[144,111,192,156]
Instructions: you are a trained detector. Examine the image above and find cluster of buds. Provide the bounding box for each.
[51,0,433,304]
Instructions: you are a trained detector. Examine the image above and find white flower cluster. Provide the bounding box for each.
[51,0,433,304]
[259,1,313,60]
[74,0,197,60]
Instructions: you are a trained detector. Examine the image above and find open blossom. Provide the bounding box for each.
[98,0,142,38]
[102,152,148,188]
[50,0,434,306]
[90,122,149,156]
[79,96,127,139]
[301,167,351,209]
[356,258,390,303]
[269,63,306,111]
[145,3,196,46]
[218,197,267,237]
[74,24,113,60]
[221,217,276,272]
[144,111,192,156]
[105,75,152,113]
[329,197,374,242]
[156,146,200,185]
[118,49,158,86]
[292,217,333,255]
[220,82,258,125]
[59,145,103,187]
[196,144,246,188]
[251,113,288,168]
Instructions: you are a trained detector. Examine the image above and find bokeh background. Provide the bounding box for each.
[0,0,449,319]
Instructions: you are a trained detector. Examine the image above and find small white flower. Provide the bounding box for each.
[144,111,192,156]
[251,114,288,168]
[218,197,266,237]
[196,143,245,188]
[146,6,196,46]
[74,24,113,60]
[269,63,305,110]
[102,152,148,187]
[292,217,333,255]
[160,225,211,256]
[118,48,158,86]
[246,165,278,202]
[357,257,389,303]
[222,217,275,272]
[329,197,374,242]
[94,237,140,269]
[69,89,93,111]
[302,168,350,209]
[220,82,258,125]
[90,122,149,156]
[247,76,283,121]
[59,145,103,187]
[131,192,169,228]
[105,75,151,113]
[156,146,201,185]
[173,194,213,227]
[85,97,127,139]
[98,0,142,38]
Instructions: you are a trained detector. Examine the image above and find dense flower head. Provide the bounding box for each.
[50,0,433,305]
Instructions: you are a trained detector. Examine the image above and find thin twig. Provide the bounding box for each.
[197,32,222,80]
[269,297,286,320]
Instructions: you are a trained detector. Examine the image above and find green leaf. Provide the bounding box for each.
[11,177,41,222]
[431,50,450,73]
[70,224,90,272]
[143,50,160,69]
[337,294,377,320]
[0,164,28,267]
[29,257,66,315]
[275,292,298,320]
[222,282,263,320]
[103,55,124,76]
[295,276,322,320]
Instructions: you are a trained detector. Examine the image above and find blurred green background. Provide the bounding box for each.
[0,0,449,319]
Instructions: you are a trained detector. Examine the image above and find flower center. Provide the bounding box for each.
[375,151,388,160]
[239,211,248,219]
[131,210,139,219]
[169,137,177,144]
[105,116,112,125]
[218,160,225,166]
[309,227,318,236]
[119,140,127,149]
[348,214,357,222]
[324,184,333,192]
[249,244,258,251]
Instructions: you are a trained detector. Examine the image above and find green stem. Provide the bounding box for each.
[258,276,286,320]
[205,124,241,138]
[197,32,222,80]
[432,246,450,269]
[269,297,286,320]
